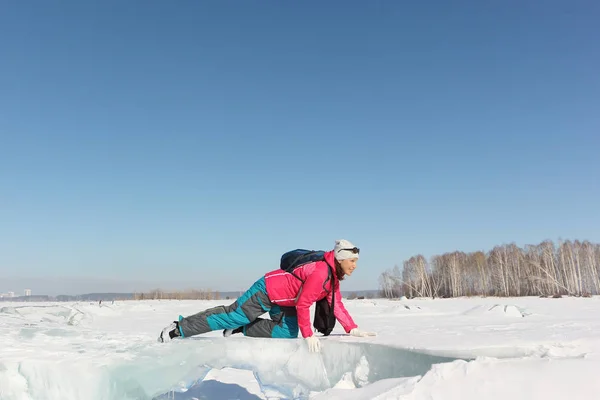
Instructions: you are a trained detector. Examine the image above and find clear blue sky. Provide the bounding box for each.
[1,1,599,295]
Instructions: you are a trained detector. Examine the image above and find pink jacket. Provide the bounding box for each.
[264,250,358,338]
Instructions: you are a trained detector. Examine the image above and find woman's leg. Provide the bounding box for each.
[242,305,299,339]
[176,277,271,338]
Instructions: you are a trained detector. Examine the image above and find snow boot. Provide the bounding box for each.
[158,321,181,343]
[223,327,243,337]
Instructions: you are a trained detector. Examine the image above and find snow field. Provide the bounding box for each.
[1,296,599,399]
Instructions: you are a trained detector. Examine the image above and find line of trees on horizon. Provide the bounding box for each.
[379,239,600,299]
[133,288,223,300]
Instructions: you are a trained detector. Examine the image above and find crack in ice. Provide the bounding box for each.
[123,338,467,399]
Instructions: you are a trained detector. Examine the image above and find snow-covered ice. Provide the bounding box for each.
[1,296,599,399]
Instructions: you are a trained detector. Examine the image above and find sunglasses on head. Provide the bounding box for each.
[338,247,360,254]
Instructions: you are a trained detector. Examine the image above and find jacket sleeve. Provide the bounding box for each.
[328,282,358,333]
[295,266,329,338]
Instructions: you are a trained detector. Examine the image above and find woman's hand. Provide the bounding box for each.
[349,328,377,337]
[305,335,321,352]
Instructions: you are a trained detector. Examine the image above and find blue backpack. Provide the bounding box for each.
[280,249,326,280]
[279,249,336,336]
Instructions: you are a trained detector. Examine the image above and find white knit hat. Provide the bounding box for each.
[334,239,360,261]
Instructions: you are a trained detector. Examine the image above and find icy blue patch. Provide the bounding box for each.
[153,380,262,400]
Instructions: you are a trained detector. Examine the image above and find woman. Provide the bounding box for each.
[157,239,376,352]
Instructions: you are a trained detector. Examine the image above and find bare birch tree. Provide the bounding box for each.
[378,239,600,299]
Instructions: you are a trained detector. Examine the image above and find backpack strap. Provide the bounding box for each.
[322,259,335,305]
[289,256,334,295]
[284,251,322,283]
[323,260,335,313]
[288,252,329,283]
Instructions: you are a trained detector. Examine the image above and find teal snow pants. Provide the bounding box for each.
[177,277,299,339]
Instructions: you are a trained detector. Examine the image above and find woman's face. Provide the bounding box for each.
[339,258,358,276]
